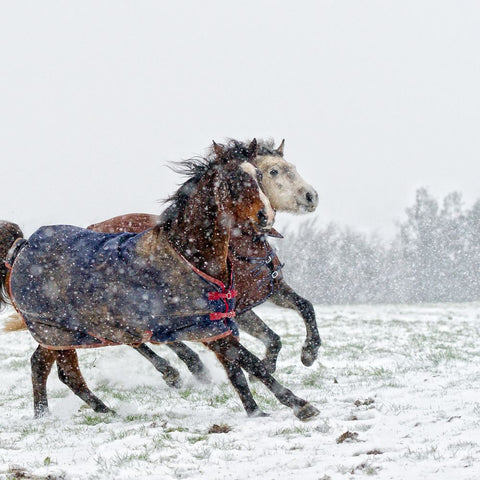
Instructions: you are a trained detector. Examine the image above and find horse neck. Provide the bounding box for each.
[166,188,231,284]
[230,223,266,258]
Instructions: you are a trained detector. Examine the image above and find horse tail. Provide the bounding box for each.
[2,312,27,332]
[0,221,24,309]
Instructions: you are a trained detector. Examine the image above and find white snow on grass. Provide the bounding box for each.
[1,303,480,479]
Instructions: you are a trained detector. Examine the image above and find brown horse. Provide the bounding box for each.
[88,139,321,382]
[1,140,319,421]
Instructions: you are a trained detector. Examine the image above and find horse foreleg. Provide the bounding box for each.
[31,345,56,418]
[235,310,281,374]
[133,344,182,388]
[55,349,113,414]
[203,340,266,417]
[167,342,211,383]
[209,335,319,421]
[271,281,321,367]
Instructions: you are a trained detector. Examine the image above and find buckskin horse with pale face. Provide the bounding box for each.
[88,139,321,384]
[0,140,319,421]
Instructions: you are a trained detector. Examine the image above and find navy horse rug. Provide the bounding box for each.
[7,225,237,349]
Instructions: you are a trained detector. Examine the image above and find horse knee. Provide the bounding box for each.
[296,297,315,320]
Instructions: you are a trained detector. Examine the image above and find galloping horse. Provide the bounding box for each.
[89,139,321,382]
[0,140,319,421]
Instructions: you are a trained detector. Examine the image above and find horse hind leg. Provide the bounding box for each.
[55,349,113,414]
[209,335,319,421]
[31,345,56,418]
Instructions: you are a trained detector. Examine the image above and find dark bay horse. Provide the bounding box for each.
[0,140,319,421]
[89,139,321,382]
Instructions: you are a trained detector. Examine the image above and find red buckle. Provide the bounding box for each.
[210,311,236,321]
[208,289,237,301]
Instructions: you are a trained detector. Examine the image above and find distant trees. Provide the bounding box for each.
[276,188,480,304]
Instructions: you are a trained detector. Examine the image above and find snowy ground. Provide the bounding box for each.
[1,303,480,480]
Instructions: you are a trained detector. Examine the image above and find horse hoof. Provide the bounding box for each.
[163,367,182,389]
[301,339,321,367]
[34,407,50,419]
[294,403,319,421]
[247,409,269,418]
[94,403,115,415]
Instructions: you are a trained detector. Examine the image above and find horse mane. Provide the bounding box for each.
[159,157,212,232]
[159,141,253,231]
[206,138,281,159]
[247,138,282,157]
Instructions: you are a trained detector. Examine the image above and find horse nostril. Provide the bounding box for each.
[257,210,268,227]
[306,191,313,203]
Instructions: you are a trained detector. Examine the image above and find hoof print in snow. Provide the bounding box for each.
[336,430,359,444]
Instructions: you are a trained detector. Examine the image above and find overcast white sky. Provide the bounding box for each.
[1,1,479,237]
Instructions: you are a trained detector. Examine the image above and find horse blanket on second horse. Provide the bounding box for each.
[7,225,237,349]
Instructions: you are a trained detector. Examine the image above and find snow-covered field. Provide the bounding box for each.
[1,302,480,480]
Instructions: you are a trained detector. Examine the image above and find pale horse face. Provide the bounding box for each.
[239,161,275,230]
[254,155,319,213]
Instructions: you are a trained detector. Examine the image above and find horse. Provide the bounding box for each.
[0,140,319,421]
[87,139,321,384]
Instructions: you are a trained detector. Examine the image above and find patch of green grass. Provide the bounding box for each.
[152,431,173,446]
[19,423,46,438]
[164,425,188,433]
[302,371,324,387]
[112,450,150,467]
[80,413,113,426]
[187,434,208,444]
[125,413,151,423]
[426,345,464,365]
[208,389,232,407]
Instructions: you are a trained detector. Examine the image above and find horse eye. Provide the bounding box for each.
[270,169,279,177]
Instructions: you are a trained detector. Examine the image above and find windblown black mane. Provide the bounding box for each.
[159,141,255,231]
[211,138,280,158]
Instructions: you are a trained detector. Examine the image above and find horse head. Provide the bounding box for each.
[160,139,275,277]
[252,139,318,214]
[211,139,275,233]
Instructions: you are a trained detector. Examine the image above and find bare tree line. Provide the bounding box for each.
[277,188,480,304]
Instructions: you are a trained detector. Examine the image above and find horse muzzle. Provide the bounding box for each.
[256,208,275,232]
[297,188,318,213]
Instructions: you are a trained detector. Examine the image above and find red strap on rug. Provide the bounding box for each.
[208,289,237,301]
[210,311,236,321]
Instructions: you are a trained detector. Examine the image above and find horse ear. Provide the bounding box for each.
[212,141,224,158]
[248,138,258,159]
[276,139,285,156]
